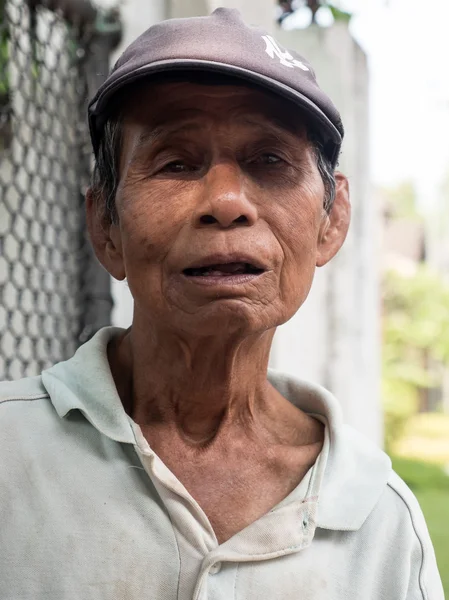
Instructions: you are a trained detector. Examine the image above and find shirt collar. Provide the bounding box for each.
[42,327,136,445]
[42,327,391,532]
[268,371,392,532]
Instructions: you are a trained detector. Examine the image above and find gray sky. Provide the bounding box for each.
[349,0,449,209]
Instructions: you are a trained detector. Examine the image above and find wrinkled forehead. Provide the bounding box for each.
[118,77,310,139]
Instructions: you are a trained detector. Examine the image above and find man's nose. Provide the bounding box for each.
[193,162,258,228]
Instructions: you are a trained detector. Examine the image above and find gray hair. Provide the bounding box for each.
[90,116,337,224]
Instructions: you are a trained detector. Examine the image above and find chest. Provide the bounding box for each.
[1,482,397,600]
[2,426,406,600]
[157,446,314,543]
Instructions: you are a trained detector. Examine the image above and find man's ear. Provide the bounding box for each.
[316,172,351,267]
[85,188,126,281]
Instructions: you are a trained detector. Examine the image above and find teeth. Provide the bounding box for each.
[184,262,262,277]
[216,263,246,274]
[191,268,209,276]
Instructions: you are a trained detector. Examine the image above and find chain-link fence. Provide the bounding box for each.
[0,0,119,380]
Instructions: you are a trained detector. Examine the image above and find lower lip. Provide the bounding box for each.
[181,272,265,287]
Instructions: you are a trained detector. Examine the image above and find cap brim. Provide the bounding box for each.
[88,58,342,167]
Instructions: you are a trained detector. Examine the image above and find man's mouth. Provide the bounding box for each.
[183,262,264,278]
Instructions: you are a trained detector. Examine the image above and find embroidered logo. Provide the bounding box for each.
[262,35,310,71]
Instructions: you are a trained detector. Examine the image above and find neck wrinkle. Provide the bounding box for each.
[111,322,277,445]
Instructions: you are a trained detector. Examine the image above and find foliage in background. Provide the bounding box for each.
[327,3,352,22]
[382,266,449,450]
[394,412,449,465]
[0,0,9,100]
[384,181,422,220]
[277,1,352,25]
[392,455,449,490]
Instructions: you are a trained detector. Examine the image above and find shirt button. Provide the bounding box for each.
[209,562,221,574]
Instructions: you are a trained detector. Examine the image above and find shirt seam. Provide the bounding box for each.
[0,394,49,405]
[386,481,427,600]
[174,519,182,600]
[233,561,240,600]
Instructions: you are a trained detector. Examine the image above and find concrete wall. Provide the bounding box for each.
[272,24,382,444]
[168,0,275,30]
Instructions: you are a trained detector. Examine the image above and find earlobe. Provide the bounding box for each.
[316,173,351,267]
[85,188,126,281]
[105,229,126,281]
[318,210,331,245]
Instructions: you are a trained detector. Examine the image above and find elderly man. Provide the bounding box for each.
[0,8,443,600]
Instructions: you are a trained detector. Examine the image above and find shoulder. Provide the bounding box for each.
[361,469,444,600]
[0,375,49,408]
[321,425,444,599]
[387,471,443,597]
[385,469,431,533]
[0,375,56,445]
[337,424,443,599]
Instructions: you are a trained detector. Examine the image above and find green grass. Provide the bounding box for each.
[406,413,449,438]
[392,455,449,596]
[393,413,449,465]
[415,489,449,595]
[391,456,449,490]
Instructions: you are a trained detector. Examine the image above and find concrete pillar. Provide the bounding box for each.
[206,0,275,31]
[111,0,167,62]
[167,0,209,19]
[168,0,275,30]
[270,23,382,445]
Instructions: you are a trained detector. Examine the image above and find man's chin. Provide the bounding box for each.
[168,297,279,338]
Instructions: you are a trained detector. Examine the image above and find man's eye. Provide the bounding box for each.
[160,161,192,173]
[250,153,283,165]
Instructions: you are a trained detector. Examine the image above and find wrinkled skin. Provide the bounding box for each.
[87,81,350,543]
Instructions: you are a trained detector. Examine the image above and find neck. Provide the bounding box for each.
[109,320,279,445]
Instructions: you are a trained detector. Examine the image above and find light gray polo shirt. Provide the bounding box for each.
[0,327,443,599]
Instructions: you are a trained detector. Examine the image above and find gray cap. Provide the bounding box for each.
[88,8,344,167]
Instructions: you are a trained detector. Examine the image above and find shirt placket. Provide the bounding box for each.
[132,420,329,600]
[133,427,219,600]
[191,497,318,600]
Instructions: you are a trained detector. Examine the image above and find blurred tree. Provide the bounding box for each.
[327,3,351,22]
[431,168,449,241]
[383,180,421,220]
[0,0,11,151]
[0,0,9,101]
[382,267,449,450]
[277,0,351,24]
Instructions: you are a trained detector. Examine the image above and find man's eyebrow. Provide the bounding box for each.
[135,119,206,147]
[134,114,306,149]
[238,114,304,140]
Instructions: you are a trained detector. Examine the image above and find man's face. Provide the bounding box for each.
[92,81,348,336]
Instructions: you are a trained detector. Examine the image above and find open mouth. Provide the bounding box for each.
[183,262,265,278]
